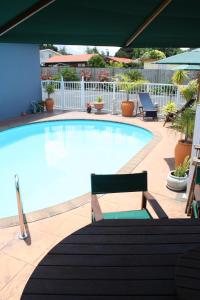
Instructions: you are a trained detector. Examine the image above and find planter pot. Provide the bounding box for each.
[175,140,192,167]
[167,170,188,191]
[121,101,135,117]
[94,103,104,111]
[45,98,54,112]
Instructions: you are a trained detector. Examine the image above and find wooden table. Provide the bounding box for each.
[175,246,200,299]
[21,219,200,300]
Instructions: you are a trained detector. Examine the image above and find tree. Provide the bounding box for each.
[157,48,183,57]
[85,47,99,54]
[115,47,132,58]
[131,48,152,59]
[58,46,70,55]
[40,44,58,51]
[115,47,183,59]
[142,50,166,60]
[88,55,106,67]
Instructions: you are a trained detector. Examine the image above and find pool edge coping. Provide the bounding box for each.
[0,117,162,228]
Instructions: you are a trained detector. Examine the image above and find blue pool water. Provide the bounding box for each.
[0,120,152,218]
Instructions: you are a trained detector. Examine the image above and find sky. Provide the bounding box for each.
[56,45,120,56]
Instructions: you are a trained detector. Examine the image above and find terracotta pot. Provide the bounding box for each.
[45,98,54,112]
[94,103,104,111]
[175,140,192,167]
[121,101,135,117]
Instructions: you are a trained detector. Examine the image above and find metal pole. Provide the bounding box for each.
[15,175,28,240]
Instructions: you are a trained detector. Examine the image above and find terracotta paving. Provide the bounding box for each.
[0,111,187,300]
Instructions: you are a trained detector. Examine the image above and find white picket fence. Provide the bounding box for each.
[41,78,185,115]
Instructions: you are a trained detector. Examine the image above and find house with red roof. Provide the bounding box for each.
[44,54,96,67]
[105,56,135,65]
[44,54,136,67]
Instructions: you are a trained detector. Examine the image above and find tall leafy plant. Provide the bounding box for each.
[181,79,197,101]
[173,107,195,143]
[172,70,189,85]
[115,73,146,101]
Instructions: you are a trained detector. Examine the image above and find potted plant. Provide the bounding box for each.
[116,72,146,117]
[45,83,55,112]
[86,102,92,113]
[173,107,195,166]
[167,156,190,191]
[94,96,104,112]
[163,101,177,116]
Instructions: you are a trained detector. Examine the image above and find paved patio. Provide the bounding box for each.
[0,111,188,300]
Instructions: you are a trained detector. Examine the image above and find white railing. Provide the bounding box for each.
[41,78,185,115]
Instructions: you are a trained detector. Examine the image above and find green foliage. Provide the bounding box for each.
[108,61,124,68]
[115,47,183,59]
[85,47,99,54]
[60,67,78,81]
[142,50,166,60]
[162,101,177,115]
[115,48,131,58]
[172,70,189,85]
[157,48,184,57]
[88,55,106,67]
[125,70,144,81]
[40,44,58,51]
[30,101,45,113]
[173,156,190,177]
[115,73,147,101]
[52,74,61,80]
[45,83,55,98]
[181,81,197,101]
[96,96,103,103]
[173,107,195,142]
[57,46,70,55]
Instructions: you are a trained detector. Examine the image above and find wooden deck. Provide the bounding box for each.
[21,219,200,299]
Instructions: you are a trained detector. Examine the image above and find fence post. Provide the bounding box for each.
[112,82,117,114]
[61,76,65,110]
[146,82,150,93]
[81,76,85,110]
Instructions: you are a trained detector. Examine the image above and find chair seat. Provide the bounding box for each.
[103,209,152,219]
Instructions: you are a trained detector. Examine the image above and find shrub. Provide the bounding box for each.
[142,50,166,60]
[96,70,110,82]
[88,55,106,67]
[125,70,144,81]
[80,69,92,81]
[108,61,124,68]
[61,67,78,81]
[162,101,177,115]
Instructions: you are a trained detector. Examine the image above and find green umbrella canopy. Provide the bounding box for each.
[156,49,200,65]
[1,0,200,47]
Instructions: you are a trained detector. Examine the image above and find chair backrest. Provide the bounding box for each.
[91,171,147,195]
[138,93,155,110]
[177,97,196,114]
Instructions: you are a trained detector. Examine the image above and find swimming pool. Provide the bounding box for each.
[0,120,152,219]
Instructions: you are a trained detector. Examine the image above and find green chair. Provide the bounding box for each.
[91,171,168,222]
[191,201,200,218]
